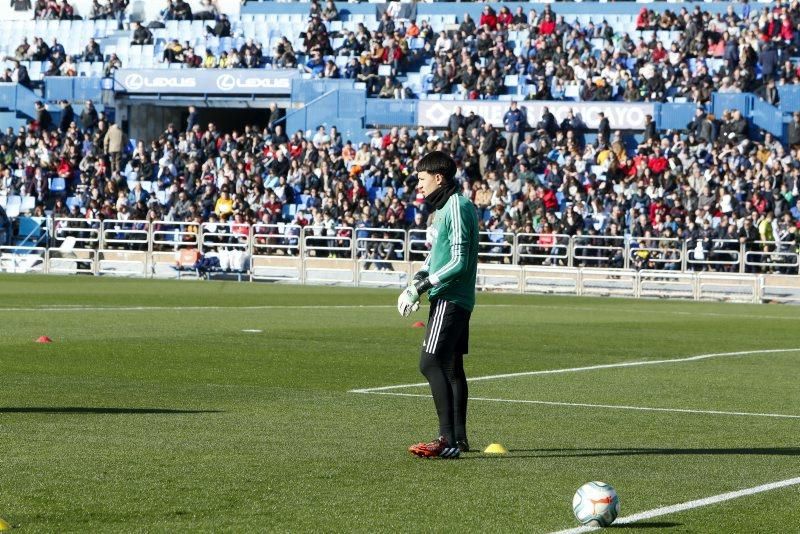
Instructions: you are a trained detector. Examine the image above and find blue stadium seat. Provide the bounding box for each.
[50,177,66,194]
[65,196,83,211]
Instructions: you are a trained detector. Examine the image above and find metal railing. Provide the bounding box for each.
[478,230,515,263]
[2,219,799,277]
[151,221,200,250]
[516,232,571,266]
[53,217,101,248]
[571,235,626,269]
[628,237,682,271]
[101,219,150,249]
[355,227,407,265]
[302,225,354,258]
[252,223,302,257]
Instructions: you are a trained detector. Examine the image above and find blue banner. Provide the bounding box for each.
[114,69,298,95]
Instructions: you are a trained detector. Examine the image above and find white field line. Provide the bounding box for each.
[349,348,800,394]
[549,476,800,534]
[0,302,798,321]
[0,304,398,312]
[358,392,800,420]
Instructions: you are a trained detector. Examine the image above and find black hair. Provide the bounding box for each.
[415,150,456,182]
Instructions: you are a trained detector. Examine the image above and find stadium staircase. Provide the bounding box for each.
[0,84,40,131]
[12,217,48,249]
[286,79,368,141]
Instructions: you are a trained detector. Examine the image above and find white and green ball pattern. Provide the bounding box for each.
[572,481,620,527]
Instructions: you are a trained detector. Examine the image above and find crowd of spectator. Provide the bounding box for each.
[2,3,800,273]
[283,1,800,104]
[2,91,800,273]
[10,0,800,107]
[2,36,115,80]
[30,0,128,21]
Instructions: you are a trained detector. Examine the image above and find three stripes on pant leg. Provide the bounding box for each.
[426,300,447,354]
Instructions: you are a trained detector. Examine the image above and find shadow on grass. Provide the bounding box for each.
[462,447,800,459]
[0,407,222,414]
[610,522,682,529]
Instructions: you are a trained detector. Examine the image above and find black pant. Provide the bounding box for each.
[419,298,470,445]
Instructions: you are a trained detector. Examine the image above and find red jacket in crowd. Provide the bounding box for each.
[635,8,649,30]
[539,19,555,35]
[480,11,497,30]
[497,11,513,27]
[647,154,668,175]
[540,187,558,211]
[648,201,667,225]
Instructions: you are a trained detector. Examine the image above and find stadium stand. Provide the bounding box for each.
[2,0,800,287]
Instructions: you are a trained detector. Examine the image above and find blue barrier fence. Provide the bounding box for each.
[44,77,103,103]
[339,89,366,119]
[291,79,355,105]
[777,85,800,113]
[712,93,753,119]
[751,98,785,138]
[656,102,698,132]
[286,89,339,134]
[365,99,416,126]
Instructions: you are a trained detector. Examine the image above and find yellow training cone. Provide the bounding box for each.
[0,517,11,530]
[483,443,508,454]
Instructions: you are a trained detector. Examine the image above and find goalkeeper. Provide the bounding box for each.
[397,151,479,459]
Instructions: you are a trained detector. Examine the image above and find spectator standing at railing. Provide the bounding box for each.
[104,122,127,174]
[786,112,800,150]
[58,100,74,133]
[10,60,31,89]
[502,101,524,155]
[478,122,498,175]
[34,101,52,132]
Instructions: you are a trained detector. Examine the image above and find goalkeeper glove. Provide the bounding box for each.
[397,285,420,317]
[397,274,434,317]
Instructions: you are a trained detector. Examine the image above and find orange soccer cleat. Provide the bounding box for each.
[408,436,460,459]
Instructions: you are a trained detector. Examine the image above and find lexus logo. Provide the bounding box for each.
[124,73,144,91]
[216,74,236,91]
[425,103,449,124]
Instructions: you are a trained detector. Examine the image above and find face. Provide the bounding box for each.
[417,171,443,198]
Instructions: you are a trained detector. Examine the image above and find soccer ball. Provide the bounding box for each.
[572,481,620,527]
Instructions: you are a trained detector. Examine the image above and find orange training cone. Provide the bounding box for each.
[35,336,53,344]
[412,321,425,328]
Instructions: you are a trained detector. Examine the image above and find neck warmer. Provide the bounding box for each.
[425,180,458,211]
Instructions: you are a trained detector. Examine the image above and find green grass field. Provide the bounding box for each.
[2,274,800,533]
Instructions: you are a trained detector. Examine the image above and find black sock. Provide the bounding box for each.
[452,353,468,443]
[419,350,456,444]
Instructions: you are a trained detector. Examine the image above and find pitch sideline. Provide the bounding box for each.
[349,348,800,394]
[1,303,798,322]
[358,391,800,420]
